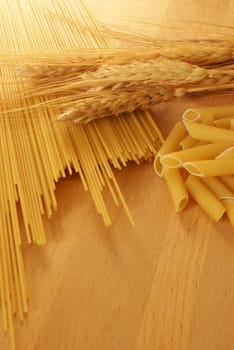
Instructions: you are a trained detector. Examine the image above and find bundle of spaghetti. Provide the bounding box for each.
[154,105,234,225]
[0,0,165,348]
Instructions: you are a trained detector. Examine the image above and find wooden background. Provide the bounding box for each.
[1,1,234,349]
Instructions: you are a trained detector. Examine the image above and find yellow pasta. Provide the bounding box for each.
[201,177,234,226]
[182,108,215,122]
[182,108,204,122]
[215,117,234,129]
[186,105,234,119]
[180,114,213,149]
[163,167,188,212]
[202,114,215,126]
[231,120,234,130]
[161,142,231,168]
[185,175,226,221]
[155,104,234,227]
[0,0,166,347]
[201,177,234,200]
[221,176,234,192]
[183,120,234,143]
[202,176,234,226]
[222,200,234,227]
[180,134,197,149]
[216,146,234,160]
[182,105,234,122]
[154,121,186,176]
[184,159,234,177]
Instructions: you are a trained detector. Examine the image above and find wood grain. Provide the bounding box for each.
[0,1,234,349]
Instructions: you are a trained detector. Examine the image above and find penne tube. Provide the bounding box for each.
[180,115,214,149]
[201,177,234,200]
[202,114,215,126]
[185,105,234,120]
[182,108,214,122]
[180,134,197,149]
[220,176,234,192]
[182,108,204,122]
[185,175,226,221]
[223,199,234,227]
[183,121,234,143]
[154,121,186,177]
[215,117,234,129]
[203,177,234,226]
[163,167,189,212]
[231,119,234,130]
[184,159,234,177]
[216,147,234,160]
[161,142,231,168]
[180,114,214,149]
[156,105,234,225]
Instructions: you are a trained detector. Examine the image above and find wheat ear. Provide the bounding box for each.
[17,39,234,82]
[18,55,234,123]
[59,63,234,123]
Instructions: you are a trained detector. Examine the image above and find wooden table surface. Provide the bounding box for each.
[1,1,234,349]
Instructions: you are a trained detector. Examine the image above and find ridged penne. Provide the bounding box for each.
[184,159,234,177]
[163,167,188,212]
[183,121,234,143]
[183,105,234,120]
[161,143,231,168]
[180,134,197,149]
[154,121,186,176]
[182,108,204,122]
[155,104,234,227]
[201,177,234,200]
[185,175,226,221]
[223,199,234,227]
[216,146,234,160]
[220,176,234,192]
[215,117,234,129]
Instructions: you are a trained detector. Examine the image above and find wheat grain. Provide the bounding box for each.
[15,38,234,82]
[4,39,232,124]
[16,55,234,123]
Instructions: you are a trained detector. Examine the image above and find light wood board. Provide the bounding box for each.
[1,1,234,349]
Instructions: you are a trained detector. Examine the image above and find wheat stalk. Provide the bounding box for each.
[16,39,234,81]
[55,58,206,123]
[16,54,234,123]
[3,39,233,123]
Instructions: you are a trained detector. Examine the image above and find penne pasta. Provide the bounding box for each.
[182,108,204,122]
[154,104,234,226]
[202,177,234,227]
[161,142,231,168]
[201,177,234,200]
[183,121,234,143]
[163,167,189,212]
[231,119,234,130]
[180,114,213,149]
[154,121,186,177]
[184,159,234,177]
[223,199,234,227]
[220,176,234,192]
[182,108,214,122]
[216,147,234,160]
[186,105,234,119]
[215,117,234,129]
[180,134,197,149]
[185,175,226,221]
[202,114,215,126]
